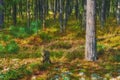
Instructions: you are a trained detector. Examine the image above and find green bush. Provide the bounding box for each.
[2,65,32,80]
[17,27,29,38]
[5,40,19,53]
[50,42,72,49]
[51,51,64,58]
[1,35,11,41]
[97,44,105,56]
[0,44,4,53]
[9,21,42,38]
[66,50,84,60]
[9,26,28,38]
[39,32,53,42]
[30,20,42,33]
[108,54,120,62]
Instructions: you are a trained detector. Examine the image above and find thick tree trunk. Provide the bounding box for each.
[0,0,4,28]
[85,0,97,61]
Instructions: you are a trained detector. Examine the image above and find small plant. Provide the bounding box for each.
[1,35,11,41]
[9,26,28,38]
[66,49,84,60]
[39,32,53,42]
[51,51,64,58]
[97,44,105,56]
[5,40,19,53]
[0,44,4,53]
[50,41,72,49]
[39,63,51,71]
[30,20,41,33]
[17,27,29,38]
[2,65,32,80]
[112,54,120,62]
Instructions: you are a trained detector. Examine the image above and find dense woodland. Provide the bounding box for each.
[0,0,120,80]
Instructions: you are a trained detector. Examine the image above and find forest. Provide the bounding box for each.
[0,0,120,80]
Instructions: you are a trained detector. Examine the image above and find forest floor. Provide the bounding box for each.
[0,18,120,80]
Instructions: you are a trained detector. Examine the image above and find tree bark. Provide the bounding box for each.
[59,0,63,33]
[0,0,4,28]
[117,0,120,25]
[100,0,107,27]
[27,0,30,28]
[13,2,17,25]
[85,0,97,61]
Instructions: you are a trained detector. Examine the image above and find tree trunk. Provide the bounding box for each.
[27,0,30,28]
[117,0,120,25]
[85,0,97,61]
[59,0,63,33]
[0,0,4,28]
[13,2,17,25]
[100,0,106,27]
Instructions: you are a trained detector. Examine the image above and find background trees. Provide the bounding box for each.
[0,0,120,61]
[2,0,119,28]
[0,0,4,28]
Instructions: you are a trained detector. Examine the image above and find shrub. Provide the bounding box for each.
[66,49,84,60]
[50,41,72,49]
[97,44,105,56]
[39,32,53,42]
[30,20,42,33]
[50,51,64,58]
[2,65,32,80]
[112,54,120,62]
[9,26,28,38]
[1,35,11,41]
[5,40,19,53]
[0,44,4,53]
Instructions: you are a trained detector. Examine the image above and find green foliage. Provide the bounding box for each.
[5,40,19,53]
[97,44,105,51]
[2,35,11,41]
[9,26,29,38]
[50,42,72,49]
[39,63,51,71]
[1,65,32,80]
[110,54,120,62]
[51,51,64,58]
[39,32,53,42]
[0,44,4,53]
[30,20,42,33]
[66,49,83,60]
[9,20,42,38]
[97,44,105,56]
[105,63,113,70]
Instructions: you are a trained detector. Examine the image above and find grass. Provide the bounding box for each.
[0,17,120,79]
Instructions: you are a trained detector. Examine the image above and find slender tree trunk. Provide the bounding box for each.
[0,0,4,28]
[101,0,106,27]
[63,0,69,31]
[117,0,120,25]
[59,0,63,33]
[82,0,86,28]
[19,0,23,19]
[27,0,30,28]
[85,0,97,61]
[42,0,46,30]
[13,2,17,25]
[53,0,57,19]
